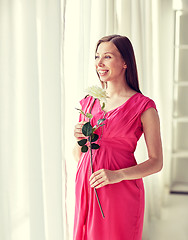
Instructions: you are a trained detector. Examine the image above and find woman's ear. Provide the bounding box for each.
[123,64,127,69]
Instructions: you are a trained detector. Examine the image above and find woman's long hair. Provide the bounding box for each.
[95,35,141,93]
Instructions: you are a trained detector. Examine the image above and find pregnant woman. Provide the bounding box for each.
[73,35,163,240]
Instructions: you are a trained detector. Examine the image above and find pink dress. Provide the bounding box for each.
[74,93,157,240]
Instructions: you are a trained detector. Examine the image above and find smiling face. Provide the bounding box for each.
[95,41,127,83]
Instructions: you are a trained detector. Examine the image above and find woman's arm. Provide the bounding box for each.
[89,108,163,188]
[73,144,82,163]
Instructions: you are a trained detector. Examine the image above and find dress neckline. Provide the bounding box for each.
[100,92,140,114]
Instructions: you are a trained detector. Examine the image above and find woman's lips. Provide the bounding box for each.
[98,70,109,76]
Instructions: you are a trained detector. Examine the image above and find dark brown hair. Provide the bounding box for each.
[95,34,141,93]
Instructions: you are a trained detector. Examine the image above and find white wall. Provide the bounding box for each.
[159,0,174,193]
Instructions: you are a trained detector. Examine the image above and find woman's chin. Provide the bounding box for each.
[100,77,108,82]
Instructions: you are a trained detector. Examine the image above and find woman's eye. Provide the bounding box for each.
[95,56,99,59]
[105,55,111,59]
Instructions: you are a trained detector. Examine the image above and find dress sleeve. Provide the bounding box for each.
[135,97,158,137]
[78,96,93,122]
[141,99,157,115]
[78,98,86,122]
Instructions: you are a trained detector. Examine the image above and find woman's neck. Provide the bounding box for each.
[106,81,134,98]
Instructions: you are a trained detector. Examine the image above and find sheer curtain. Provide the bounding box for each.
[0,0,66,239]
[0,0,172,239]
[64,0,170,239]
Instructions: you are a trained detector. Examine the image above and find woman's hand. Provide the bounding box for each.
[74,121,87,140]
[89,169,123,189]
[73,121,87,162]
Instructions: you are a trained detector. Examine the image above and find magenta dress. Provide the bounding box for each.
[74,93,157,240]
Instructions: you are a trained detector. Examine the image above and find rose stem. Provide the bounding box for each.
[89,136,105,218]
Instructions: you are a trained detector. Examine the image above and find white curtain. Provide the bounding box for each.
[0,0,66,239]
[0,0,172,239]
[64,0,171,239]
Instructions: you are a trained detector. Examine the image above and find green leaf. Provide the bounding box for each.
[86,113,93,119]
[81,145,88,152]
[92,123,105,133]
[82,122,93,136]
[75,108,86,116]
[97,118,106,125]
[91,143,100,149]
[91,133,99,142]
[101,102,105,110]
[77,139,87,146]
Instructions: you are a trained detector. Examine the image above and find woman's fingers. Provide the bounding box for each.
[74,121,87,139]
[89,169,122,189]
[90,172,104,187]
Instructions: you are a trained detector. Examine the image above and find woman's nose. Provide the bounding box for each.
[97,58,104,67]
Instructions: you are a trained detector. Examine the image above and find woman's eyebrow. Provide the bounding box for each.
[96,51,114,55]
